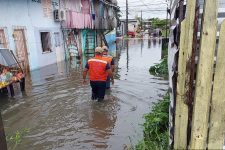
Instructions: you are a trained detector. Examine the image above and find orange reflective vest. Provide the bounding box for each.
[102,55,113,65]
[88,57,109,81]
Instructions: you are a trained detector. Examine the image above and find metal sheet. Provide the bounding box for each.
[0,49,17,67]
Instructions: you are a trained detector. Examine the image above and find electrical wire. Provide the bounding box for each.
[118,0,168,18]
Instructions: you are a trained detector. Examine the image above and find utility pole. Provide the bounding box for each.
[165,0,168,42]
[141,10,143,30]
[126,0,128,36]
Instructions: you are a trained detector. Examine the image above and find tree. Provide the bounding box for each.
[150,18,168,29]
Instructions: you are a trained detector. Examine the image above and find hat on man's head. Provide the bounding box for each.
[102,46,108,51]
[95,47,104,53]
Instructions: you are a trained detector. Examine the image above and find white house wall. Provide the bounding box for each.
[0,0,64,70]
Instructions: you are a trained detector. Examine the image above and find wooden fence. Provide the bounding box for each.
[173,0,225,149]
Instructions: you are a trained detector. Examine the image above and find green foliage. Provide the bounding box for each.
[149,56,168,78]
[136,93,170,150]
[150,18,169,38]
[7,128,30,148]
[161,29,167,38]
[150,18,168,30]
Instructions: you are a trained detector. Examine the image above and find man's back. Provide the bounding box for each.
[87,56,109,81]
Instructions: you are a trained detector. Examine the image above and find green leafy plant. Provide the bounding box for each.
[149,56,168,78]
[136,93,170,150]
[7,128,30,148]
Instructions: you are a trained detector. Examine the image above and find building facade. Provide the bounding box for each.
[0,0,119,71]
[0,0,65,71]
[59,0,119,60]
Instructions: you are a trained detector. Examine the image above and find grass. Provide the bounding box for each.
[136,93,170,150]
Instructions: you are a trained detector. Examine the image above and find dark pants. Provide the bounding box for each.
[106,76,110,89]
[90,81,106,100]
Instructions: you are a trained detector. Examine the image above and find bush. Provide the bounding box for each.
[149,56,168,78]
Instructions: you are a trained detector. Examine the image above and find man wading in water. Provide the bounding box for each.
[83,47,113,102]
[102,46,115,89]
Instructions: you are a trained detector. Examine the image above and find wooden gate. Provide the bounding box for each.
[0,29,7,48]
[13,29,30,72]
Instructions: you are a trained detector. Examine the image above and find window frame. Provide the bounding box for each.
[40,31,52,54]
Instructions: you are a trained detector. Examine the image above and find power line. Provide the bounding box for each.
[120,2,167,7]
[139,0,152,10]
[120,9,166,12]
[119,0,166,4]
[119,0,168,19]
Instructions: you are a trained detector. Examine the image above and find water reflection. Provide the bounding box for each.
[148,39,151,48]
[88,95,118,149]
[153,38,157,47]
[126,40,129,73]
[141,39,144,56]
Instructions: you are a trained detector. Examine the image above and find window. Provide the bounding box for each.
[40,32,52,53]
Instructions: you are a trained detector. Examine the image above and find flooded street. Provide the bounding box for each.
[1,39,168,150]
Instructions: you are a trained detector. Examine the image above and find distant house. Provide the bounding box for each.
[0,0,64,71]
[119,19,139,36]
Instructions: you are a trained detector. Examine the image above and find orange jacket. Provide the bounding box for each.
[87,56,109,81]
[102,56,113,65]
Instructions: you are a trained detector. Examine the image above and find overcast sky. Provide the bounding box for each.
[117,0,169,19]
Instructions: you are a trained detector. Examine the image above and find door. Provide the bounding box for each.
[0,29,7,48]
[54,32,62,62]
[54,32,64,73]
[13,29,30,72]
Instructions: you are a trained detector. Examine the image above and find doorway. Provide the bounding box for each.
[13,29,30,73]
[0,29,7,48]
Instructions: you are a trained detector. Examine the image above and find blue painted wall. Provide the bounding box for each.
[0,0,65,70]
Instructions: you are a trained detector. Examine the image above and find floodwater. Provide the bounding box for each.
[0,39,168,150]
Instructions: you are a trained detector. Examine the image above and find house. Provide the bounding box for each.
[0,0,65,72]
[59,0,119,59]
[119,19,139,36]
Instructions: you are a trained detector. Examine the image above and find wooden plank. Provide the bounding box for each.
[190,0,219,149]
[184,0,197,105]
[174,0,197,148]
[185,0,197,62]
[0,114,7,150]
[208,20,225,149]
[174,20,189,149]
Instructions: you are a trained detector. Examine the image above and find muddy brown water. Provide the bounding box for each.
[0,39,168,150]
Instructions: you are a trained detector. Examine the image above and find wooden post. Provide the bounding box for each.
[0,113,7,150]
[190,0,218,149]
[184,0,197,99]
[174,20,189,149]
[174,0,197,148]
[208,20,225,149]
